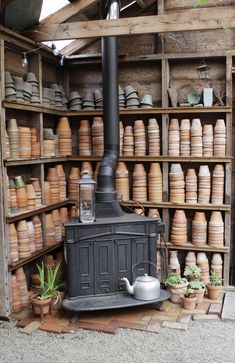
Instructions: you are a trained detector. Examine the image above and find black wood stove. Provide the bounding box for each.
[62,0,169,316]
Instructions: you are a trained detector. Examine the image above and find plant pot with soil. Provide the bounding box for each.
[165,272,188,303]
[184,264,201,282]
[188,280,205,304]
[206,271,222,300]
[181,289,197,310]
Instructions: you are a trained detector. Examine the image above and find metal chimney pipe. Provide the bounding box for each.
[95,0,124,217]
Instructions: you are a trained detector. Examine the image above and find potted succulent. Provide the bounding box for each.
[181,288,197,310]
[165,272,188,303]
[188,280,205,304]
[31,262,61,316]
[183,264,201,281]
[207,271,222,300]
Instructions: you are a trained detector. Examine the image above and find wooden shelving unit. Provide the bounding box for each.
[121,201,230,211]
[156,242,229,253]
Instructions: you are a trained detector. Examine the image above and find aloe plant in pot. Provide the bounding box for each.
[188,280,205,304]
[165,272,188,303]
[207,271,222,300]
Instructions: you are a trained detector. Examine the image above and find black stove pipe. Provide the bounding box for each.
[95,0,124,217]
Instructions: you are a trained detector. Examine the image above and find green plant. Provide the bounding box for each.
[209,271,222,286]
[189,280,205,290]
[35,262,61,300]
[184,265,201,278]
[184,288,195,298]
[165,272,187,288]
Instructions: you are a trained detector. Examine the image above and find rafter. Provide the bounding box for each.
[61,38,98,56]
[39,0,99,26]
[35,7,235,41]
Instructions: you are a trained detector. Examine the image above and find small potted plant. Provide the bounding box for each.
[183,264,201,281]
[165,272,188,303]
[48,262,65,315]
[189,280,205,304]
[181,288,197,310]
[31,262,53,316]
[207,271,222,300]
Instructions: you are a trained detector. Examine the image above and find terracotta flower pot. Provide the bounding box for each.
[31,295,51,315]
[168,282,188,303]
[206,284,221,300]
[192,288,205,304]
[181,295,197,310]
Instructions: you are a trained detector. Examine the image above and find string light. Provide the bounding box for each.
[51,43,60,56]
[21,52,28,67]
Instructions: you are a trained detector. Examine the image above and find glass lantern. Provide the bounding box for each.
[196,62,211,81]
[77,170,96,223]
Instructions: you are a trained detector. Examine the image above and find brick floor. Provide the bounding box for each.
[16,296,225,335]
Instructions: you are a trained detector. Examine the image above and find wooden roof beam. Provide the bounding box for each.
[34,7,235,41]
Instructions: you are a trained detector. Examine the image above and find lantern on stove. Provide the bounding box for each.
[77,170,96,223]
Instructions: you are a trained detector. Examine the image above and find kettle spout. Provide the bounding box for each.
[121,277,134,295]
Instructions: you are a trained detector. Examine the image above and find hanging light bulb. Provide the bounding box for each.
[51,43,59,56]
[21,52,28,67]
[60,55,65,66]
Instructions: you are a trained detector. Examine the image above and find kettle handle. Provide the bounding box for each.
[132,260,159,279]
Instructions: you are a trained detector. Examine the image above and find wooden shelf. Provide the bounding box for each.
[7,199,69,223]
[121,201,230,211]
[157,241,229,253]
[3,101,231,116]
[68,155,232,163]
[5,157,67,166]
[8,241,64,272]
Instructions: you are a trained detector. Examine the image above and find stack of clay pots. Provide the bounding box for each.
[123,126,134,156]
[192,212,207,246]
[59,207,69,239]
[26,72,40,105]
[7,118,19,159]
[92,117,104,156]
[44,213,56,246]
[81,162,93,178]
[124,85,139,109]
[43,128,55,157]
[30,178,42,207]
[211,253,223,279]
[26,184,37,210]
[68,167,80,202]
[134,208,145,215]
[78,120,92,156]
[185,169,197,204]
[170,210,187,245]
[5,71,16,102]
[59,85,68,111]
[208,211,224,247]
[46,168,60,204]
[148,118,160,156]
[52,209,62,243]
[56,164,67,201]
[180,119,190,156]
[69,91,83,111]
[15,176,28,211]
[134,120,146,155]
[168,119,180,156]
[132,164,147,202]
[50,83,63,110]
[27,221,36,253]
[119,121,124,156]
[22,82,32,103]
[94,162,100,183]
[140,94,153,109]
[44,181,52,205]
[185,251,196,266]
[211,164,224,204]
[83,90,95,110]
[191,118,202,156]
[214,119,226,156]
[13,76,24,103]
[198,165,211,204]
[9,179,18,214]
[148,163,162,203]
[115,162,130,201]
[168,250,181,275]
[56,117,72,156]
[17,220,31,259]
[196,252,210,285]
[203,124,213,156]
[11,275,22,313]
[119,86,125,109]
[9,223,19,263]
[169,164,185,203]
[15,267,29,308]
[94,89,103,109]
[5,130,11,159]
[32,216,43,250]
[42,87,51,108]
[31,128,40,157]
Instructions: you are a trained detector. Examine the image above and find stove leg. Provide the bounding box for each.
[152,302,165,311]
[70,312,79,323]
